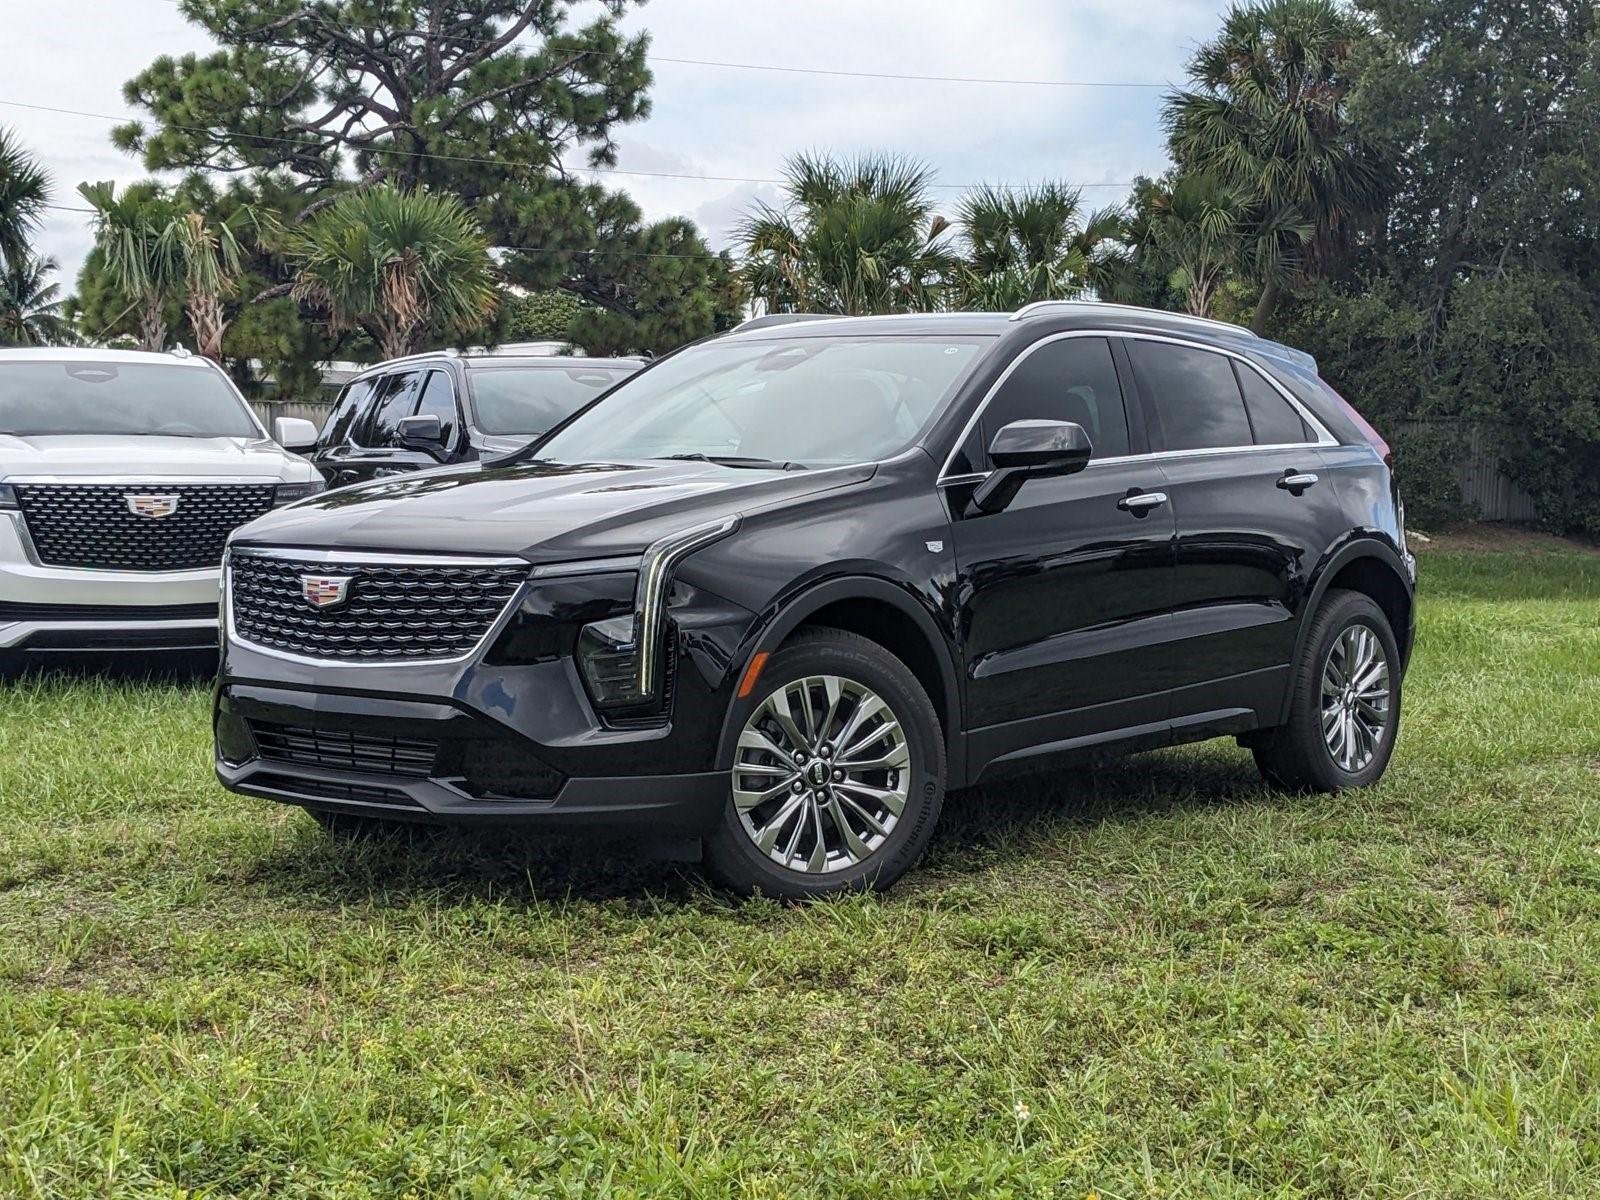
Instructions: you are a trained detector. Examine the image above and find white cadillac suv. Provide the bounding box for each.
[0,347,324,659]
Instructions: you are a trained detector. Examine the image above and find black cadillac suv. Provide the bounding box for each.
[214,303,1416,898]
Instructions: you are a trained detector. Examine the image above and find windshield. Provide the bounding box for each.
[469,365,633,436]
[0,361,258,438]
[535,335,991,468]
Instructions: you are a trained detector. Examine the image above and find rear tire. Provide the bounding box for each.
[704,627,945,900]
[1253,589,1401,793]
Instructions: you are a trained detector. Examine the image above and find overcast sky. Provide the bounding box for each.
[3,0,1226,289]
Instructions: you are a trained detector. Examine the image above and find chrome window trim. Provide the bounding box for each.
[224,545,529,668]
[936,329,1336,486]
[414,366,466,452]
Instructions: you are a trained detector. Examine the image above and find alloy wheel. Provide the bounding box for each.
[1320,623,1392,773]
[732,674,912,874]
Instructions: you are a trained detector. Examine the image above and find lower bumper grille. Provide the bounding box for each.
[249,771,422,808]
[249,721,440,778]
[0,602,218,623]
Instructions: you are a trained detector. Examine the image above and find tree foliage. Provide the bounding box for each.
[115,1,732,355]
[1165,0,1386,331]
[955,183,1129,310]
[502,289,584,344]
[0,254,71,347]
[1277,0,1600,533]
[78,181,185,351]
[738,154,956,315]
[0,125,50,272]
[287,184,498,360]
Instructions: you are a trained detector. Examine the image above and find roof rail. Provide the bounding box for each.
[732,312,841,333]
[1009,299,1259,339]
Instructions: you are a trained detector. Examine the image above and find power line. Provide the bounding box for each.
[649,56,1167,89]
[2,98,1139,191]
[194,6,1172,89]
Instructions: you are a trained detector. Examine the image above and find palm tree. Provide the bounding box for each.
[159,210,250,361]
[0,126,49,270]
[287,185,498,360]
[78,181,182,351]
[737,154,956,315]
[0,254,71,346]
[1137,173,1258,320]
[1165,0,1387,332]
[956,183,1130,309]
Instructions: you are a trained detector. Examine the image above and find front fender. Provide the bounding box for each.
[710,572,965,781]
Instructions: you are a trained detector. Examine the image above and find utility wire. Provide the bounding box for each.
[3,98,1138,191]
[183,5,1172,89]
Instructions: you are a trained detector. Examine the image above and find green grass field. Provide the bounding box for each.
[2,536,1597,1198]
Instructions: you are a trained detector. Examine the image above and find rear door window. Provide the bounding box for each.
[1127,340,1253,452]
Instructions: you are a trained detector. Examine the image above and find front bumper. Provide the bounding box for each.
[212,559,756,831]
[0,512,219,652]
[214,682,727,831]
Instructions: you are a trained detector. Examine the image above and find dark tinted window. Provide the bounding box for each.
[319,378,378,447]
[412,370,460,444]
[470,366,632,437]
[0,361,257,438]
[354,372,423,448]
[1236,363,1313,445]
[980,337,1130,461]
[1128,341,1252,452]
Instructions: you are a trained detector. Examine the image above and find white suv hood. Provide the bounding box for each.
[0,434,316,482]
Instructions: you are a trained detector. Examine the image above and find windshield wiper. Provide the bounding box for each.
[658,453,805,471]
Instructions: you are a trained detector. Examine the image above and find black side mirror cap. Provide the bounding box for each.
[397,414,445,452]
[972,420,1093,513]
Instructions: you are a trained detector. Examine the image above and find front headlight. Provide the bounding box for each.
[273,480,326,507]
[0,483,18,510]
[540,518,739,713]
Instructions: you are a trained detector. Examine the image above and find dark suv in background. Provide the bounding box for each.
[215,302,1415,899]
[309,351,642,486]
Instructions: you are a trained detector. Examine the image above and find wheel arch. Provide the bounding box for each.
[1281,537,1414,724]
[714,576,965,782]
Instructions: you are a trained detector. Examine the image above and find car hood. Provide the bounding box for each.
[0,434,312,481]
[232,457,876,561]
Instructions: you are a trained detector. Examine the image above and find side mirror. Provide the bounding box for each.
[272,416,319,452]
[972,419,1093,514]
[397,414,446,455]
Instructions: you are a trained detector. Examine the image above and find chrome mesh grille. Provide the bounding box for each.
[14,483,275,571]
[228,553,525,662]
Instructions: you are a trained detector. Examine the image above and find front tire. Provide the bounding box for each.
[1253,589,1402,793]
[703,628,945,899]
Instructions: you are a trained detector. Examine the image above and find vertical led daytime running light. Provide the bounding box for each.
[633,516,739,698]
